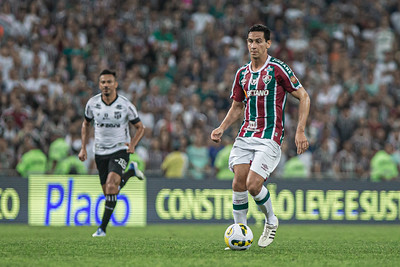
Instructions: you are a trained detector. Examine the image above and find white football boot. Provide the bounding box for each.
[123,162,145,181]
[92,228,106,237]
[258,217,278,248]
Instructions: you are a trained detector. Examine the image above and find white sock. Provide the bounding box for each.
[252,186,277,225]
[232,191,248,225]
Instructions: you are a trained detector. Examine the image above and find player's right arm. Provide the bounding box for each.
[211,100,244,143]
[78,119,91,162]
[79,99,94,162]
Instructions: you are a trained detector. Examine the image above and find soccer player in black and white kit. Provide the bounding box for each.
[78,69,145,237]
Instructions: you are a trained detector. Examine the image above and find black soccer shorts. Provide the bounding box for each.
[95,149,129,185]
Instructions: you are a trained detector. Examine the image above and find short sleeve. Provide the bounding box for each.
[127,102,140,124]
[273,59,302,93]
[84,99,94,121]
[230,67,246,102]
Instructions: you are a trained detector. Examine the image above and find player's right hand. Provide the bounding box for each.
[211,128,223,143]
[78,149,87,161]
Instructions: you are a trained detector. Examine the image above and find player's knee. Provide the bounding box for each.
[232,179,246,192]
[246,181,261,196]
[105,182,118,194]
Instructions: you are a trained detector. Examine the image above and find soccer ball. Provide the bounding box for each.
[224,223,253,250]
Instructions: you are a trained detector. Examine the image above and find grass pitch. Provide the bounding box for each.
[0,224,399,267]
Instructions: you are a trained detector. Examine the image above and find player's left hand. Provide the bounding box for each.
[295,131,309,154]
[125,143,135,154]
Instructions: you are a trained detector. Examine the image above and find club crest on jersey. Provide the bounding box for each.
[262,74,272,85]
[114,111,121,119]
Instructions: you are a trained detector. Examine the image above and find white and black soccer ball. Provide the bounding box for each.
[224,223,253,250]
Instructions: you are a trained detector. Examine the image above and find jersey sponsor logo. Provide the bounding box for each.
[240,68,249,87]
[96,123,121,128]
[247,90,269,97]
[94,104,101,109]
[103,113,109,120]
[290,75,298,84]
[115,104,123,110]
[114,158,127,169]
[246,121,260,132]
[114,112,121,119]
[250,78,257,85]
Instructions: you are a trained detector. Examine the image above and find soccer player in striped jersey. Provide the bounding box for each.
[78,69,145,237]
[211,24,310,248]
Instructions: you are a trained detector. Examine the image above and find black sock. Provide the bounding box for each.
[120,178,127,190]
[100,194,117,232]
[120,166,137,190]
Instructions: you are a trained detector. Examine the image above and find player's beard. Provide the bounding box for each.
[103,88,110,97]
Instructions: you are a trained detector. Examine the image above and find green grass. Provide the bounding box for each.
[0,224,399,267]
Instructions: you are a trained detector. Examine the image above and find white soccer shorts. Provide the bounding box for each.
[229,137,281,179]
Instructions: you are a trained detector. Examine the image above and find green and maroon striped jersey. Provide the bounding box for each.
[230,55,302,145]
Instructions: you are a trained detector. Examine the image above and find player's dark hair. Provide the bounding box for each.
[99,69,117,78]
[248,24,271,41]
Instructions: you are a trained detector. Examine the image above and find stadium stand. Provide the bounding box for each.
[0,0,399,180]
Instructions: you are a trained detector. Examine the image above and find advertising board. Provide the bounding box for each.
[146,179,400,225]
[28,175,146,226]
[0,176,28,223]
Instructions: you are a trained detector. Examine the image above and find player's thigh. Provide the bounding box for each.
[229,141,254,172]
[107,150,129,181]
[229,142,254,191]
[250,143,281,180]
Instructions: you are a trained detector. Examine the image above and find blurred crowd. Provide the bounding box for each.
[1,0,400,181]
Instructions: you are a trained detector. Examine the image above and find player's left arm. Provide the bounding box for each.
[126,121,145,154]
[290,87,310,155]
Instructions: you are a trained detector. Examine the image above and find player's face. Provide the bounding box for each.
[247,31,271,59]
[99,74,118,97]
